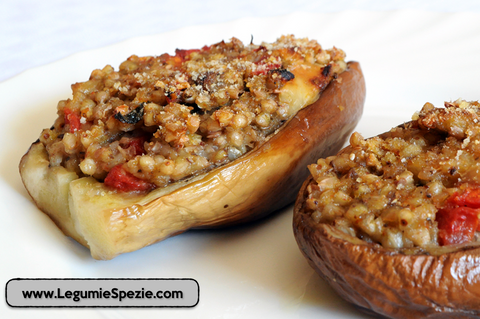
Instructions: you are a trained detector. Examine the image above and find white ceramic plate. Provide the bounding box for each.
[2,10,480,319]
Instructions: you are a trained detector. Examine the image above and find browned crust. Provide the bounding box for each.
[294,175,480,319]
[202,61,366,226]
[20,62,365,260]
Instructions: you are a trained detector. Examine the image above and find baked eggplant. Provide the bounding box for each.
[294,100,480,318]
[20,36,365,260]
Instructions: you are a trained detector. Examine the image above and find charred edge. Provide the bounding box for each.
[269,69,295,81]
[198,71,218,90]
[114,103,145,124]
[322,64,332,77]
[189,103,205,115]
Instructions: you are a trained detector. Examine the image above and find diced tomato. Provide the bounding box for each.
[436,187,480,246]
[175,46,210,61]
[120,136,146,156]
[448,188,480,208]
[175,48,200,61]
[251,61,283,76]
[436,207,479,246]
[64,108,81,133]
[164,46,210,68]
[104,164,155,192]
[168,49,200,68]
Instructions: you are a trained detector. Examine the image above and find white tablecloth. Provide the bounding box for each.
[2,0,480,83]
[3,2,480,319]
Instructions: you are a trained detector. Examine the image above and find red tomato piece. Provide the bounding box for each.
[251,61,283,76]
[174,46,209,61]
[449,188,480,208]
[120,136,146,156]
[64,108,81,133]
[104,164,154,192]
[436,207,479,246]
[175,48,200,61]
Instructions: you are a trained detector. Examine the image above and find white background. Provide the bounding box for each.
[2,1,480,319]
[3,0,480,84]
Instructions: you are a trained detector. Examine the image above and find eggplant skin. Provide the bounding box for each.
[294,176,480,319]
[20,62,365,260]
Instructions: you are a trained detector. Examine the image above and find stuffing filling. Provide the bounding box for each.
[306,100,480,250]
[38,35,346,192]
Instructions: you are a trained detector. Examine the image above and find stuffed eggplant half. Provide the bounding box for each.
[294,100,480,318]
[20,35,365,260]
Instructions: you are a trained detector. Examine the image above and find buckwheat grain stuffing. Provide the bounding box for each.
[306,99,480,251]
[39,35,346,192]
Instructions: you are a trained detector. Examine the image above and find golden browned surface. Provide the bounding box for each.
[20,54,365,259]
[294,100,480,318]
[38,35,346,190]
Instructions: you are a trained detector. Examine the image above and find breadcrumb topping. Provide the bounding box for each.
[306,99,480,251]
[39,35,346,191]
